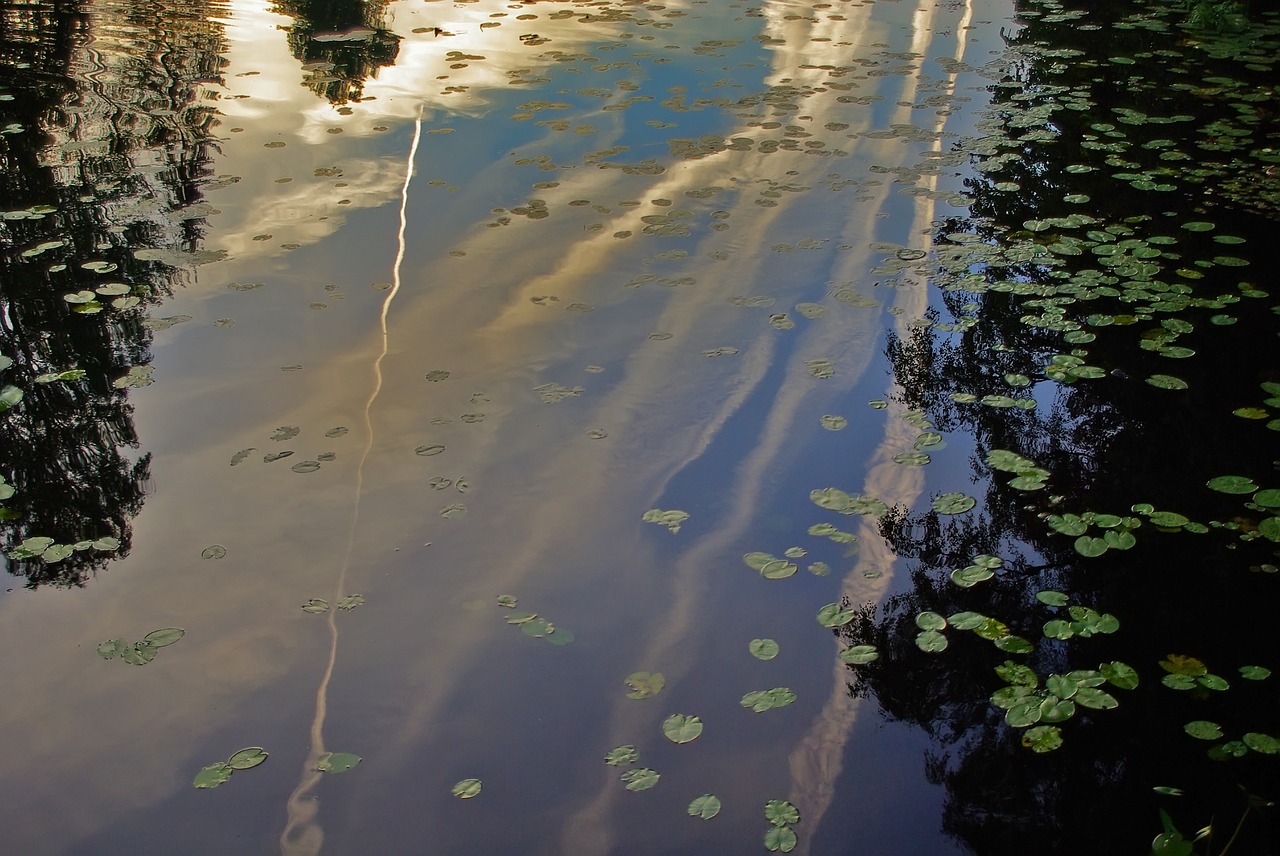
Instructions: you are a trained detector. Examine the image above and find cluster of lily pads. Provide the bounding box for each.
[496,594,574,646]
[97,627,184,666]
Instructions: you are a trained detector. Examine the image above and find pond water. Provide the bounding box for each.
[0,0,1277,853]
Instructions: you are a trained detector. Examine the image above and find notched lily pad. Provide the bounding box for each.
[625,671,665,699]
[452,778,482,799]
[662,714,703,744]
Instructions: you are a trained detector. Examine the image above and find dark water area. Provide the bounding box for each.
[0,0,1276,853]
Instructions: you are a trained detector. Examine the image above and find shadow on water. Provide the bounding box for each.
[834,0,1280,852]
[0,0,227,588]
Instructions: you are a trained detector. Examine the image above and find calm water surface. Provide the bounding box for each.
[4,0,1274,853]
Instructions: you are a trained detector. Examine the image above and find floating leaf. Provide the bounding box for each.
[201,545,226,560]
[1022,725,1063,753]
[193,763,233,789]
[604,745,638,766]
[302,599,329,614]
[625,672,665,699]
[143,628,185,648]
[816,603,855,628]
[97,639,128,660]
[764,827,797,853]
[662,714,703,744]
[337,594,364,611]
[1207,475,1258,494]
[227,747,268,770]
[1184,721,1222,741]
[1145,374,1188,390]
[415,444,445,456]
[1239,665,1271,680]
[839,645,879,665]
[915,630,948,653]
[805,359,835,379]
[314,752,361,773]
[931,493,975,514]
[749,639,780,661]
[1074,536,1108,558]
[621,768,660,791]
[1243,733,1279,754]
[740,688,796,712]
[688,794,721,819]
[1073,687,1119,710]
[642,509,689,534]
[915,611,947,631]
[765,799,800,827]
[496,595,517,609]
[452,778,482,799]
[1036,590,1069,607]
[1100,661,1140,690]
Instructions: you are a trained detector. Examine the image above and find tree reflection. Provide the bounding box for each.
[271,0,400,104]
[0,0,226,587]
[835,1,1280,852]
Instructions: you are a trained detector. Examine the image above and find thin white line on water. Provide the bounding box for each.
[281,106,425,856]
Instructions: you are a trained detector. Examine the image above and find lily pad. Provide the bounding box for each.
[621,768,660,790]
[1021,725,1063,753]
[604,745,638,766]
[839,645,879,665]
[337,594,364,611]
[931,493,976,514]
[193,763,233,789]
[314,752,361,774]
[662,714,703,744]
[764,827,797,853]
[1183,721,1222,741]
[143,628,185,648]
[452,778,483,799]
[688,794,721,819]
[642,509,689,533]
[915,630,948,653]
[227,747,268,770]
[201,545,226,560]
[765,799,800,826]
[302,599,329,614]
[1207,475,1258,494]
[816,603,855,628]
[749,639,780,660]
[625,672,665,699]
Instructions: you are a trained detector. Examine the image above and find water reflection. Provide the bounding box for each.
[271,0,400,104]
[837,2,1280,850]
[0,0,226,587]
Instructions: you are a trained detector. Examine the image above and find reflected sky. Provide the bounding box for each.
[0,0,1012,853]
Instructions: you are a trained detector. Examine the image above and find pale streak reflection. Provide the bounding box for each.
[786,3,976,851]
[0,0,988,853]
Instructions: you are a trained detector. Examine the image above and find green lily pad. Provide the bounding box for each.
[915,630,948,653]
[337,595,364,611]
[643,508,689,533]
[625,672,665,699]
[839,645,879,665]
[1100,661,1140,690]
[1243,733,1279,754]
[688,794,721,819]
[765,799,800,827]
[816,603,855,628]
[932,493,976,515]
[1074,536,1108,557]
[227,747,269,770]
[302,599,329,614]
[452,778,482,799]
[951,565,994,587]
[314,752,361,773]
[749,639,780,661]
[1146,374,1188,390]
[202,545,226,560]
[1253,490,1280,508]
[193,763,233,789]
[1022,725,1064,752]
[1207,475,1258,494]
[120,642,157,666]
[605,745,638,766]
[1036,590,1069,607]
[1239,665,1271,680]
[621,768,660,790]
[741,688,797,712]
[820,415,847,430]
[662,714,703,744]
[96,639,129,660]
[1073,687,1119,710]
[915,611,947,631]
[764,826,798,852]
[143,628,185,648]
[1184,721,1222,740]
